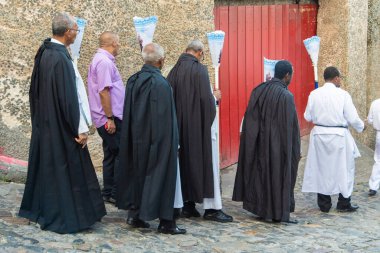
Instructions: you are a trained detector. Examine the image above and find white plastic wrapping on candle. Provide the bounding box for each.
[207,31,225,68]
[263,58,279,82]
[303,36,320,66]
[133,16,158,51]
[70,17,87,59]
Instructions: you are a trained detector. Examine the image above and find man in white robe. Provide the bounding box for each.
[302,66,365,213]
[367,99,380,196]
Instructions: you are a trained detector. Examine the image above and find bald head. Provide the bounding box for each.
[99,31,120,56]
[99,31,118,47]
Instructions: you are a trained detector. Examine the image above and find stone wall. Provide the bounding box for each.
[317,0,349,92]
[368,0,380,102]
[0,0,214,169]
[347,0,369,144]
[367,0,380,148]
[317,0,372,146]
[1,0,379,172]
[215,0,317,6]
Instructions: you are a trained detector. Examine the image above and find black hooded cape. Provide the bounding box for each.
[167,53,215,203]
[232,78,301,221]
[19,38,106,234]
[115,64,178,221]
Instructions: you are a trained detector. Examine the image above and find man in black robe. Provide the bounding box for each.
[233,60,301,223]
[167,40,232,222]
[18,12,106,234]
[115,43,186,235]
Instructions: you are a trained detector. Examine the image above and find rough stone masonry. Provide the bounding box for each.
[0,0,214,169]
[1,0,380,172]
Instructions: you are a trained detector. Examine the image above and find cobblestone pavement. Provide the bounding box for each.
[1,137,380,252]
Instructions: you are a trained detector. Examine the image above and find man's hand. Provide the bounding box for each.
[363,119,368,132]
[266,72,272,81]
[99,88,116,134]
[213,89,222,101]
[75,133,88,148]
[106,119,116,134]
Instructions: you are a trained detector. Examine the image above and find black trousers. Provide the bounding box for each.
[128,209,175,226]
[97,118,122,198]
[317,193,351,211]
[183,201,217,212]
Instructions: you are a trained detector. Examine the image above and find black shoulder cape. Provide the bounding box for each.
[167,53,215,203]
[232,78,301,222]
[115,64,178,221]
[19,38,106,234]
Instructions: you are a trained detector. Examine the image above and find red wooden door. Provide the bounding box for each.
[215,4,317,168]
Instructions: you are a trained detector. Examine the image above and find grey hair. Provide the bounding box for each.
[52,12,76,36]
[142,43,165,63]
[186,39,204,52]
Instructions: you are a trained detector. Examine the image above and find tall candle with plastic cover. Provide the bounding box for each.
[69,17,87,66]
[133,16,158,51]
[207,31,225,91]
[207,30,225,167]
[303,36,321,89]
[263,58,280,82]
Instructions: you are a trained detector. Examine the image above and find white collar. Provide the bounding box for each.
[51,38,65,46]
[324,82,338,88]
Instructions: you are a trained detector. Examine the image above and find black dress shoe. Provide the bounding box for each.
[103,196,116,204]
[320,208,330,213]
[369,189,377,196]
[337,204,359,212]
[127,217,150,228]
[158,224,186,235]
[181,207,201,218]
[203,210,233,223]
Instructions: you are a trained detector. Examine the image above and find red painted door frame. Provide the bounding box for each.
[215,4,317,168]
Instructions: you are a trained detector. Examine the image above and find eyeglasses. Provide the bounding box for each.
[68,28,80,34]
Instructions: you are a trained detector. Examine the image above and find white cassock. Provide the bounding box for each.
[174,118,222,209]
[175,98,223,210]
[174,157,184,208]
[302,83,364,198]
[72,61,92,134]
[202,106,222,210]
[51,38,92,134]
[239,116,244,134]
[368,99,380,191]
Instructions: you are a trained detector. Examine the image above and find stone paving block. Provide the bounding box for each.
[0,210,12,217]
[1,217,30,225]
[101,216,126,223]
[0,138,379,252]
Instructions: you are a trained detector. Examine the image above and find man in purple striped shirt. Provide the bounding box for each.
[87,31,125,204]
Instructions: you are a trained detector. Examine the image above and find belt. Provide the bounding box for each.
[315,124,348,129]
